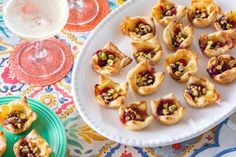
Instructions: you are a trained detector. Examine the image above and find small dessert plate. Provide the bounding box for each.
[0,96,67,157]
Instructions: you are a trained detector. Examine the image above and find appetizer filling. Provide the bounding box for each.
[172,28,187,48]
[194,9,208,19]
[157,99,178,116]
[120,107,145,123]
[208,41,225,50]
[19,140,40,157]
[95,50,116,67]
[134,22,152,36]
[134,49,155,59]
[160,5,177,17]
[199,40,226,52]
[207,57,236,76]
[101,88,120,104]
[5,111,27,129]
[185,84,207,101]
[136,71,155,86]
[170,59,188,77]
[218,16,235,30]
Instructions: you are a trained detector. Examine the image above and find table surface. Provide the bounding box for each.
[0,0,236,157]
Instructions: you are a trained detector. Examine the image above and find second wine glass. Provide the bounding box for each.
[66,0,110,32]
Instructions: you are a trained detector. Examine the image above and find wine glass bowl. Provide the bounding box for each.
[2,0,69,40]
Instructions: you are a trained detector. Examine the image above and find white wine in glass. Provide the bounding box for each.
[2,0,73,86]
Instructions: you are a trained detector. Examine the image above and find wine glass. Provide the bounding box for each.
[2,0,73,86]
[66,0,110,32]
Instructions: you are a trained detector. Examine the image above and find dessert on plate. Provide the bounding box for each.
[199,31,234,57]
[183,76,220,108]
[120,16,156,41]
[165,49,198,82]
[132,38,162,65]
[119,101,153,131]
[92,42,132,76]
[94,75,129,109]
[0,97,37,134]
[152,0,187,27]
[0,131,6,157]
[127,60,165,95]
[163,21,194,51]
[13,129,52,157]
[151,93,185,125]
[207,54,236,84]
[187,0,221,28]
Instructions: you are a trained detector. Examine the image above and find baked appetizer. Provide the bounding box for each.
[0,97,37,134]
[165,49,198,82]
[199,31,234,57]
[0,131,6,157]
[151,93,185,125]
[132,38,162,65]
[92,42,132,76]
[120,16,156,41]
[127,60,165,95]
[119,101,153,131]
[94,75,129,109]
[152,0,187,27]
[14,129,52,157]
[183,76,220,108]
[207,54,236,84]
[163,21,194,51]
[187,0,221,28]
[214,11,236,36]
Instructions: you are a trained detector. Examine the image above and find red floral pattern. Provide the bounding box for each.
[205,135,213,141]
[172,143,182,151]
[1,67,19,84]
[121,152,133,157]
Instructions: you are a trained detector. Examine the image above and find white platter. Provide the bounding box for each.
[72,0,236,147]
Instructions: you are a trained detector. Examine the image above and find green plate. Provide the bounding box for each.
[0,96,67,157]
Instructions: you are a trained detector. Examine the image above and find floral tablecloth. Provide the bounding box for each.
[1,0,236,157]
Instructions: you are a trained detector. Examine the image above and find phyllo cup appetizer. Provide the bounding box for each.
[215,11,236,35]
[120,16,156,41]
[92,42,132,76]
[0,97,37,134]
[187,0,221,28]
[151,93,185,125]
[165,49,198,82]
[152,0,187,27]
[132,38,162,65]
[119,101,153,131]
[163,21,193,51]
[94,75,129,109]
[14,129,52,157]
[127,60,165,95]
[207,54,236,84]
[199,31,234,57]
[183,76,220,108]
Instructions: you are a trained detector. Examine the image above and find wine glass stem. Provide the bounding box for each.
[69,0,83,9]
[35,41,48,59]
